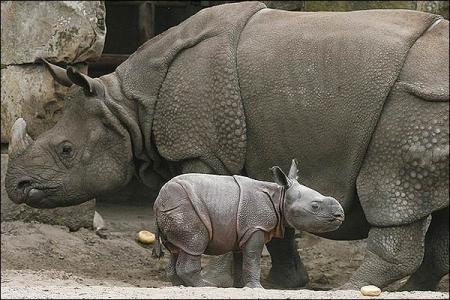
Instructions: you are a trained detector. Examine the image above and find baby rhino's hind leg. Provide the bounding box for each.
[176,251,215,287]
[166,253,183,286]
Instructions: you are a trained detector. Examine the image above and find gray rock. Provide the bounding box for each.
[1,1,106,65]
[1,154,95,231]
[1,63,87,143]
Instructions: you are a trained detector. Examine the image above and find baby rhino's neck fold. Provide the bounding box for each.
[262,182,287,240]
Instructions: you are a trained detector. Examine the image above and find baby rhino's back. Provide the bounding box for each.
[155,174,241,255]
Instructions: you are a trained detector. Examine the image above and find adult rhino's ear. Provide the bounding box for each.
[271,166,292,189]
[288,158,299,181]
[38,58,73,87]
[67,66,104,97]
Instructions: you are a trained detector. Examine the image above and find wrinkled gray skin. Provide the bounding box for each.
[5,2,449,291]
[152,159,345,288]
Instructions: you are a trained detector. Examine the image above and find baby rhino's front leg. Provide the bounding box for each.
[242,230,265,288]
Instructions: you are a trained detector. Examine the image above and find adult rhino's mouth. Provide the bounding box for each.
[9,177,58,208]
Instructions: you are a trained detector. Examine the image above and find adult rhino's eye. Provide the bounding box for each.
[60,142,74,158]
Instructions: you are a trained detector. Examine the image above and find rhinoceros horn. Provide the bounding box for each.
[38,58,73,87]
[9,118,34,158]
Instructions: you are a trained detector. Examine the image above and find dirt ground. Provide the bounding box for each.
[1,202,448,299]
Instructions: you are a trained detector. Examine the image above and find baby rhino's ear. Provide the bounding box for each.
[271,166,291,188]
[288,158,299,180]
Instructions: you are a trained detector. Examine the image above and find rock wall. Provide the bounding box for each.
[1,1,105,65]
[1,1,106,143]
[1,1,105,230]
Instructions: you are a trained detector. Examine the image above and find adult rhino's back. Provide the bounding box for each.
[237,8,443,210]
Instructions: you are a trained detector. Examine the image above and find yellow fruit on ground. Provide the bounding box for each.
[137,230,155,244]
[360,285,382,296]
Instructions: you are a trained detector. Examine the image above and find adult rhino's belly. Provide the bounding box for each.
[236,8,436,211]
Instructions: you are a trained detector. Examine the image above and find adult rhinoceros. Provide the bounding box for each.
[5,1,448,291]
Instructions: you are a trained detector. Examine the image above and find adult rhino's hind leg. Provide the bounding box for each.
[266,227,310,288]
[340,218,428,290]
[399,207,449,291]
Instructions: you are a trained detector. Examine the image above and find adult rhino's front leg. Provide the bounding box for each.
[339,219,428,290]
[265,228,310,288]
[399,207,449,291]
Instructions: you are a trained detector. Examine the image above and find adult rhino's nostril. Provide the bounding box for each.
[17,178,32,192]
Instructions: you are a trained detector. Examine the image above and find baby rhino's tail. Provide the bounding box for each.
[152,222,165,259]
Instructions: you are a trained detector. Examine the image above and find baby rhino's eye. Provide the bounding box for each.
[311,202,320,210]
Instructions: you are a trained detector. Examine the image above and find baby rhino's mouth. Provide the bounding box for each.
[334,215,345,224]
[324,211,345,229]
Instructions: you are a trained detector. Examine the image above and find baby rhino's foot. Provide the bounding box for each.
[245,282,264,289]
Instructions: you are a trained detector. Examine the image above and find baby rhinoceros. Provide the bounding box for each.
[152,159,344,288]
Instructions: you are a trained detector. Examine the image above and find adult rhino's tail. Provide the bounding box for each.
[152,222,164,259]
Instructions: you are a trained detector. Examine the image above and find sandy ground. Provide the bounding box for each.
[1,202,448,299]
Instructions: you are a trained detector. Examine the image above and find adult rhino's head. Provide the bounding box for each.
[5,59,135,208]
[272,159,345,233]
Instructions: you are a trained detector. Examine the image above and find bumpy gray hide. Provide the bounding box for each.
[115,2,265,180]
[154,174,284,256]
[237,8,445,226]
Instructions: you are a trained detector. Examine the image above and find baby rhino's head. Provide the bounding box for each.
[272,159,344,233]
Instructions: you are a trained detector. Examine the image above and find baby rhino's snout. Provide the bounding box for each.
[324,197,345,224]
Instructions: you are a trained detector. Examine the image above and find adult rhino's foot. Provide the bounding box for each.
[267,261,309,288]
[336,282,361,291]
[245,282,264,289]
[201,252,234,287]
[266,228,309,288]
[397,279,437,292]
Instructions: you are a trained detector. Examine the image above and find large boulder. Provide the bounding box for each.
[1,1,106,65]
[1,1,106,144]
[1,64,87,143]
[1,154,95,231]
